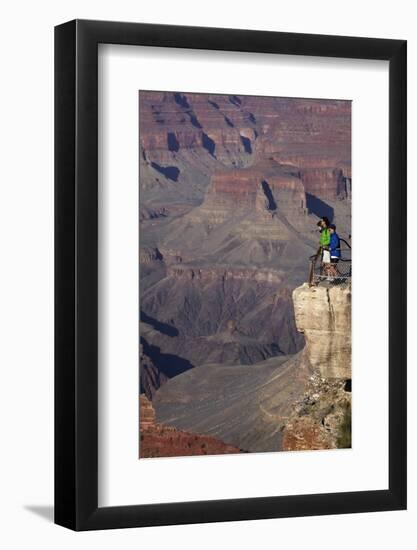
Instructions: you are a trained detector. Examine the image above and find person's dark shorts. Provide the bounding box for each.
[330,257,339,264]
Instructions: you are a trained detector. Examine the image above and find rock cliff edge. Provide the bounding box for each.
[282,282,352,451]
[293,283,351,379]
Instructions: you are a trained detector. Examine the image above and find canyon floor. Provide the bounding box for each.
[139,91,352,456]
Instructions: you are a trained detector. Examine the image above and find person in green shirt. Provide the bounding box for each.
[318,216,331,247]
[317,217,331,269]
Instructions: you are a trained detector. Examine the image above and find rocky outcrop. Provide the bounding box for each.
[139,246,163,264]
[282,373,351,451]
[140,341,169,399]
[280,283,352,451]
[140,393,157,428]
[292,283,351,379]
[139,206,169,221]
[139,395,241,458]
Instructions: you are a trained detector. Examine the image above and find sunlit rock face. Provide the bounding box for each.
[292,283,351,379]
[278,283,352,451]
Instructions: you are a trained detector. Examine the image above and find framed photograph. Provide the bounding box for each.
[55,19,407,530]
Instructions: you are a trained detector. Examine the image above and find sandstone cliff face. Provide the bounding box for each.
[139,395,241,458]
[280,282,352,451]
[292,283,351,379]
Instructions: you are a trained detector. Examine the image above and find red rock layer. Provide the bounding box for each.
[202,159,307,219]
[139,395,241,458]
[300,167,345,199]
[281,417,334,451]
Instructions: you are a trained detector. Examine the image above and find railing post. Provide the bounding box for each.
[308,248,320,287]
[308,259,314,287]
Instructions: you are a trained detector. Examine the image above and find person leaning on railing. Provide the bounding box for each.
[317,216,331,266]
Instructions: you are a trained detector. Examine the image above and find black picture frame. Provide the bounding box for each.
[55,19,407,531]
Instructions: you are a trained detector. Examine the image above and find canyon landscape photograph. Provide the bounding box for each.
[139,90,352,458]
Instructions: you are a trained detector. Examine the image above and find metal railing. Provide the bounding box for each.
[308,238,351,286]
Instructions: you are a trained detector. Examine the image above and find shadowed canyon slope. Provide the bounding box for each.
[139,92,352,442]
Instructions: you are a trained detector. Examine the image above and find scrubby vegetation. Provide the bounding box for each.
[337,401,351,448]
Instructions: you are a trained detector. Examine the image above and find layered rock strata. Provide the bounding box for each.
[139,92,351,205]
[199,160,307,222]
